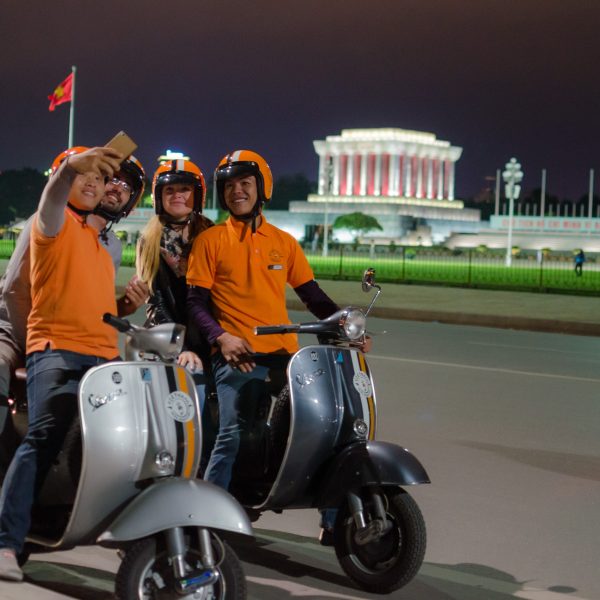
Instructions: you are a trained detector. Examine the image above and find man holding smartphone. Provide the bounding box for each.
[0,146,123,581]
[0,151,149,485]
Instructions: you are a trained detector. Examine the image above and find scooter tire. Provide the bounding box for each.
[333,487,426,594]
[115,531,246,599]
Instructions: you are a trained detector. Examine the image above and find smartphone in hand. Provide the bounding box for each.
[105,131,137,161]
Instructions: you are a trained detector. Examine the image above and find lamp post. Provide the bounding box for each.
[322,155,333,257]
[503,157,523,267]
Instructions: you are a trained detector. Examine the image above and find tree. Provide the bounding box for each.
[333,212,383,241]
[268,173,316,211]
[0,168,46,225]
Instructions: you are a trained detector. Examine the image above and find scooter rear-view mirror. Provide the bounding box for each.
[362,267,376,292]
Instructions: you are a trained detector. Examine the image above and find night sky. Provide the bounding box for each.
[1,0,599,202]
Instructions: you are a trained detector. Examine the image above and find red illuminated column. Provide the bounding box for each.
[353,154,362,195]
[339,155,348,196]
[425,158,433,199]
[398,155,404,196]
[444,159,451,199]
[381,153,390,196]
[367,154,376,195]
[346,153,354,196]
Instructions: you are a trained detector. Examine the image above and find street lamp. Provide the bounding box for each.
[322,155,333,257]
[502,157,523,267]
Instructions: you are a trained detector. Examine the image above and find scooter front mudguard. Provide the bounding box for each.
[97,478,253,544]
[315,441,430,507]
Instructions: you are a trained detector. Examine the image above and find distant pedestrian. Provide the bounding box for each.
[574,249,585,276]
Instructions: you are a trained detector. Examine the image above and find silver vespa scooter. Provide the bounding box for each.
[19,315,253,599]
[216,268,429,595]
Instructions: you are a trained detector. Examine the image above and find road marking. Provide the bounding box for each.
[468,340,600,357]
[369,355,600,383]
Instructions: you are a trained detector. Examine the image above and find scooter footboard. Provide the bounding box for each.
[97,478,253,544]
[316,441,430,507]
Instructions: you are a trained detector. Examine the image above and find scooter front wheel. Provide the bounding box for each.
[333,486,426,594]
[115,530,246,599]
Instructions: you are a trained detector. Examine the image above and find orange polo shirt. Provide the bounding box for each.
[187,216,314,354]
[27,210,118,359]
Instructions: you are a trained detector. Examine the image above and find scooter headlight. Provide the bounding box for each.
[125,323,186,362]
[342,309,366,340]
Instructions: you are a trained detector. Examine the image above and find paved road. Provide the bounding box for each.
[1,313,599,599]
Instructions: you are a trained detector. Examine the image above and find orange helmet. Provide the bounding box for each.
[49,146,89,176]
[214,149,273,212]
[94,155,146,223]
[152,159,206,216]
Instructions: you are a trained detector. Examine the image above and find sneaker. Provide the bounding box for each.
[0,548,23,582]
[318,528,334,547]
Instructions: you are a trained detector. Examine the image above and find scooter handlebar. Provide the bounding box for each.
[103,313,134,333]
[255,324,300,336]
[256,309,359,337]
[254,321,338,336]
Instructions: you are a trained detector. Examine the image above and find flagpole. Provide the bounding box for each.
[68,65,76,148]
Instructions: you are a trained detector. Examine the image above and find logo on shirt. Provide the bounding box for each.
[269,249,283,262]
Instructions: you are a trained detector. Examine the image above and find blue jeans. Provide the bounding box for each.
[0,348,110,553]
[203,353,288,490]
[191,371,209,415]
[320,508,338,531]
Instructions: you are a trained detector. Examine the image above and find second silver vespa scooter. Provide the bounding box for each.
[210,268,429,595]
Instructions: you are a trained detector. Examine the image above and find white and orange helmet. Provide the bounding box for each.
[49,146,89,176]
[152,158,206,216]
[214,149,273,212]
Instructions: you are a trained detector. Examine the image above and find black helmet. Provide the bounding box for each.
[94,155,145,223]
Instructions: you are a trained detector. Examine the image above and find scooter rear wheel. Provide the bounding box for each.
[115,530,246,599]
[333,486,426,594]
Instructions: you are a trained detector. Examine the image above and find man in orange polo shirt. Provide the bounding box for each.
[0,146,122,581]
[187,149,341,490]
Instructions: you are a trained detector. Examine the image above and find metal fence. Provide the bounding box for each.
[2,239,598,295]
[0,239,15,259]
[302,247,600,294]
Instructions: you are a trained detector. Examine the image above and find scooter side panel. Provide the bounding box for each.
[263,345,377,508]
[332,347,377,441]
[54,361,201,548]
[97,478,253,543]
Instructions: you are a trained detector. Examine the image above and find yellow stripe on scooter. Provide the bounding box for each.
[358,353,376,440]
[176,367,197,478]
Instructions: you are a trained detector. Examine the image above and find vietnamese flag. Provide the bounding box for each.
[48,73,74,111]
